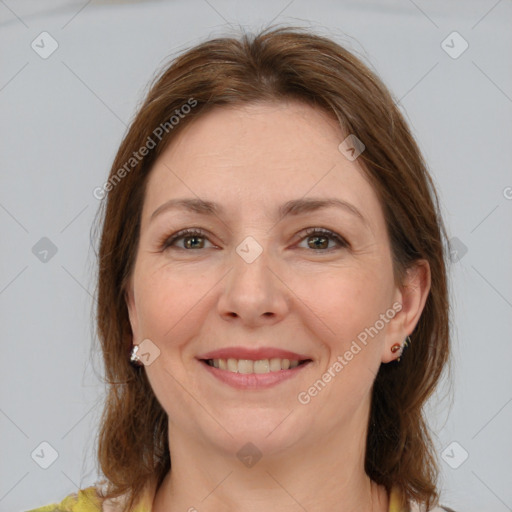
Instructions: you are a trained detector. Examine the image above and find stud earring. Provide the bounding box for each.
[390,343,401,354]
[130,344,143,367]
[391,335,412,362]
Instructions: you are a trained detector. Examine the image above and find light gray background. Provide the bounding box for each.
[1,1,511,511]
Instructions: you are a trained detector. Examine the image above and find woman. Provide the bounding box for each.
[28,26,456,512]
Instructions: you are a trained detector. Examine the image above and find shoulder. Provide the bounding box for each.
[25,479,156,512]
[410,501,459,512]
[391,489,458,512]
[25,485,102,512]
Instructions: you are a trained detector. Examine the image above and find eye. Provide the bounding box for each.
[297,227,349,252]
[159,227,349,252]
[160,228,214,250]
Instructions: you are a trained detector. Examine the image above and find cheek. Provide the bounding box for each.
[298,263,394,342]
[133,266,197,340]
[300,268,394,408]
[132,262,224,356]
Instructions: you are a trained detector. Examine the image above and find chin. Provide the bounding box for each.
[202,408,306,456]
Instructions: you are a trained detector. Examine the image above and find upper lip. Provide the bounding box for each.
[197,346,312,361]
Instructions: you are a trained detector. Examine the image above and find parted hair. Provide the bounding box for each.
[93,25,451,512]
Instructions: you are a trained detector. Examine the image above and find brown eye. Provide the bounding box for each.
[159,227,348,252]
[299,228,348,251]
[161,229,213,250]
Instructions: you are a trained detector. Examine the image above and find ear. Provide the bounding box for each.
[124,277,139,343]
[381,259,431,363]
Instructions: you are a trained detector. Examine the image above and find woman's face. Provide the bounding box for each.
[125,100,421,456]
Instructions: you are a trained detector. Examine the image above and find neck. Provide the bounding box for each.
[152,420,389,511]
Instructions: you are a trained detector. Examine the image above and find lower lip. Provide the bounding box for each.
[199,360,311,389]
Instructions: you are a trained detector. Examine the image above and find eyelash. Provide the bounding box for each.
[159,227,349,252]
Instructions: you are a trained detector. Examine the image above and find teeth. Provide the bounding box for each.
[237,359,253,374]
[253,359,269,373]
[269,358,282,371]
[227,358,238,372]
[207,357,305,373]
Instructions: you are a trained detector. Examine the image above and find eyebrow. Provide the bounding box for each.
[150,197,368,225]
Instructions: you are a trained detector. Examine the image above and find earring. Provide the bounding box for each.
[130,344,143,367]
[391,335,411,363]
[390,343,401,354]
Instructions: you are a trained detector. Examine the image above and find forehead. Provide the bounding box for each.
[141,101,384,230]
[157,100,345,169]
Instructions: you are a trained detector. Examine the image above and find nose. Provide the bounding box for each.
[217,243,290,327]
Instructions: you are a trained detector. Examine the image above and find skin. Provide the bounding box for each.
[125,100,430,512]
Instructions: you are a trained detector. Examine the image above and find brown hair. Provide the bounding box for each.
[92,25,451,511]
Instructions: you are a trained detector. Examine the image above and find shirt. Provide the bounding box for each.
[25,480,419,512]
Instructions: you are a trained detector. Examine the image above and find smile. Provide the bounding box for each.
[199,357,313,390]
[203,357,310,374]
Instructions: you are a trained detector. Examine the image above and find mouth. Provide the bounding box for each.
[196,346,313,389]
[199,357,313,390]
[201,357,312,374]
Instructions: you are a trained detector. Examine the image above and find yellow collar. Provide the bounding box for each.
[388,485,408,511]
[134,480,407,512]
